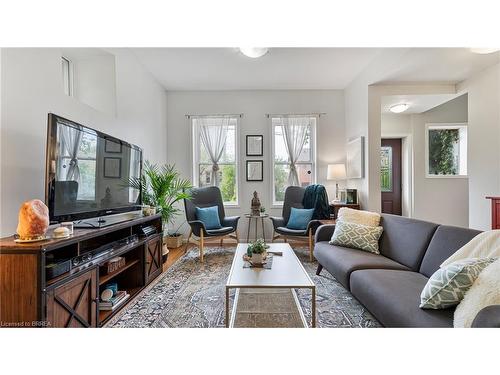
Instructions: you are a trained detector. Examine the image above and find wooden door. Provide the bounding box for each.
[145,235,162,284]
[381,139,402,215]
[46,268,98,328]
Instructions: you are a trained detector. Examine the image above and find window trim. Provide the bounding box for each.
[61,56,74,97]
[191,116,240,206]
[425,123,468,179]
[270,115,317,206]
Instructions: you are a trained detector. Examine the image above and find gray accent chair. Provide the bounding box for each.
[184,186,240,262]
[270,186,322,262]
[314,214,500,327]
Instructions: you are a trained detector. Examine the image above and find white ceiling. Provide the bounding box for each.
[131,48,500,91]
[381,94,462,114]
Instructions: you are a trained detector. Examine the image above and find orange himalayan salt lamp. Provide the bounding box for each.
[16,199,50,240]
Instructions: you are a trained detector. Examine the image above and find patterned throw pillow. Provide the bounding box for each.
[420,258,496,309]
[329,220,383,254]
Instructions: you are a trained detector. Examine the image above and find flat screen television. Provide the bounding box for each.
[45,114,143,225]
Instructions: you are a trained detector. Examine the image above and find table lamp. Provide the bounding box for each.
[327,164,346,202]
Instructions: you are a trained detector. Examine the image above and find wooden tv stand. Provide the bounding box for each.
[0,214,163,328]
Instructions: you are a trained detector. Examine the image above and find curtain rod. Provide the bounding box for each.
[265,112,326,118]
[185,113,243,119]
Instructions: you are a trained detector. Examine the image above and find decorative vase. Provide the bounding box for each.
[251,252,264,264]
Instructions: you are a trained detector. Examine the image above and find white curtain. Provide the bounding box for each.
[198,117,230,186]
[279,116,311,186]
[60,126,83,183]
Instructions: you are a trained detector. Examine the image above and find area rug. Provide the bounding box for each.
[107,246,381,328]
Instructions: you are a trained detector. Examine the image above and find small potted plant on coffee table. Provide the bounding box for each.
[247,238,269,265]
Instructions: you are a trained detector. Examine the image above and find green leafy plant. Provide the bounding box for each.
[247,238,269,256]
[428,129,460,175]
[127,161,192,228]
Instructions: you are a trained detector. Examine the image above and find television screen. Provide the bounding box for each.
[46,114,142,223]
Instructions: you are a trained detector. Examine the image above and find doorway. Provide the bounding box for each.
[381,138,402,215]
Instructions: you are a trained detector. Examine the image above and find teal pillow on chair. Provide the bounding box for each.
[286,207,315,230]
[195,206,222,230]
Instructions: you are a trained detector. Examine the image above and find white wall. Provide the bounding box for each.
[457,63,500,230]
[0,48,168,236]
[381,95,469,227]
[166,90,345,240]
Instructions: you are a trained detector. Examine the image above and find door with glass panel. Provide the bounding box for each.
[381,138,402,215]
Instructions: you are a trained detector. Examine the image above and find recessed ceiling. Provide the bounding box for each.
[130,48,500,91]
[381,94,462,114]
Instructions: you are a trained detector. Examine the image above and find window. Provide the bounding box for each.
[61,56,73,96]
[271,116,316,204]
[380,146,392,192]
[192,116,239,205]
[425,123,467,177]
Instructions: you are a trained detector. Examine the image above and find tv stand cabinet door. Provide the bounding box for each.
[145,235,162,284]
[45,268,98,328]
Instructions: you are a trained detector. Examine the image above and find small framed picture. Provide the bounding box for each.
[246,135,263,156]
[104,157,122,178]
[105,139,122,153]
[246,160,263,181]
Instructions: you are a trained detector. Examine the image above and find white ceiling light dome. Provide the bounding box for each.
[470,48,500,54]
[389,103,410,113]
[239,47,269,58]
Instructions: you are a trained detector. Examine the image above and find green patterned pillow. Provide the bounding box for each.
[329,220,383,254]
[420,258,496,309]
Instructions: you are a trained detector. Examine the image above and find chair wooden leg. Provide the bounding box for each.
[309,229,313,262]
[200,232,204,262]
[220,237,224,247]
[235,230,240,243]
[284,237,288,243]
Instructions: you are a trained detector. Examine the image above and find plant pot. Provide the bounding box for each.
[166,234,183,248]
[251,253,264,264]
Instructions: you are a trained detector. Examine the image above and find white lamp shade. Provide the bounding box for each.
[327,164,346,180]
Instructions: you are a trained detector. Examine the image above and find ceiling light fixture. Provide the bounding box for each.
[470,48,500,54]
[389,103,410,113]
[239,47,269,58]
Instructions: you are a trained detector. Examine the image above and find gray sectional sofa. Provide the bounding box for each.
[314,214,500,327]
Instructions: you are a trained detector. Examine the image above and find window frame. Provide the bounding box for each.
[61,56,74,97]
[270,115,317,206]
[191,116,240,206]
[425,123,468,179]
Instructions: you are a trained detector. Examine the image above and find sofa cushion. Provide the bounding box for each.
[337,207,381,227]
[379,214,438,271]
[350,269,454,327]
[420,258,496,309]
[419,225,482,277]
[329,221,383,254]
[314,242,410,289]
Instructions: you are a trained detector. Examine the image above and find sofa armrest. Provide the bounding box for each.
[315,224,335,243]
[270,216,285,230]
[222,215,240,229]
[471,305,500,328]
[187,220,207,237]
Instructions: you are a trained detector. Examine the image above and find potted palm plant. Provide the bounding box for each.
[128,161,192,260]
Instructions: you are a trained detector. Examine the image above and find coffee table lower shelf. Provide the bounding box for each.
[226,286,316,328]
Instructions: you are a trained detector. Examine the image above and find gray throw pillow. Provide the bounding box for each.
[329,220,383,254]
[420,257,496,309]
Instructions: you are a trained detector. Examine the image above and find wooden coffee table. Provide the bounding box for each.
[225,243,316,328]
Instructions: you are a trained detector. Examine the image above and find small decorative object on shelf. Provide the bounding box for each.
[53,226,70,239]
[260,206,266,214]
[106,257,126,274]
[246,238,269,265]
[251,191,261,216]
[16,199,49,241]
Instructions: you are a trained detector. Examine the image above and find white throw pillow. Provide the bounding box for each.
[441,230,500,268]
[337,208,381,227]
[454,257,500,328]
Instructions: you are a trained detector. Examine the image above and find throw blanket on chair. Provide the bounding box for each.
[302,184,330,220]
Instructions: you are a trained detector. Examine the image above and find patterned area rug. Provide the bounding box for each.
[107,246,381,328]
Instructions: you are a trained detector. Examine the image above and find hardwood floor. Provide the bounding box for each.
[162,245,187,272]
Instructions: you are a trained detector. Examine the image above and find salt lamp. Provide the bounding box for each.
[16,199,49,240]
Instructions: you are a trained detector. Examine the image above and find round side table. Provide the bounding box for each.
[245,213,269,242]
